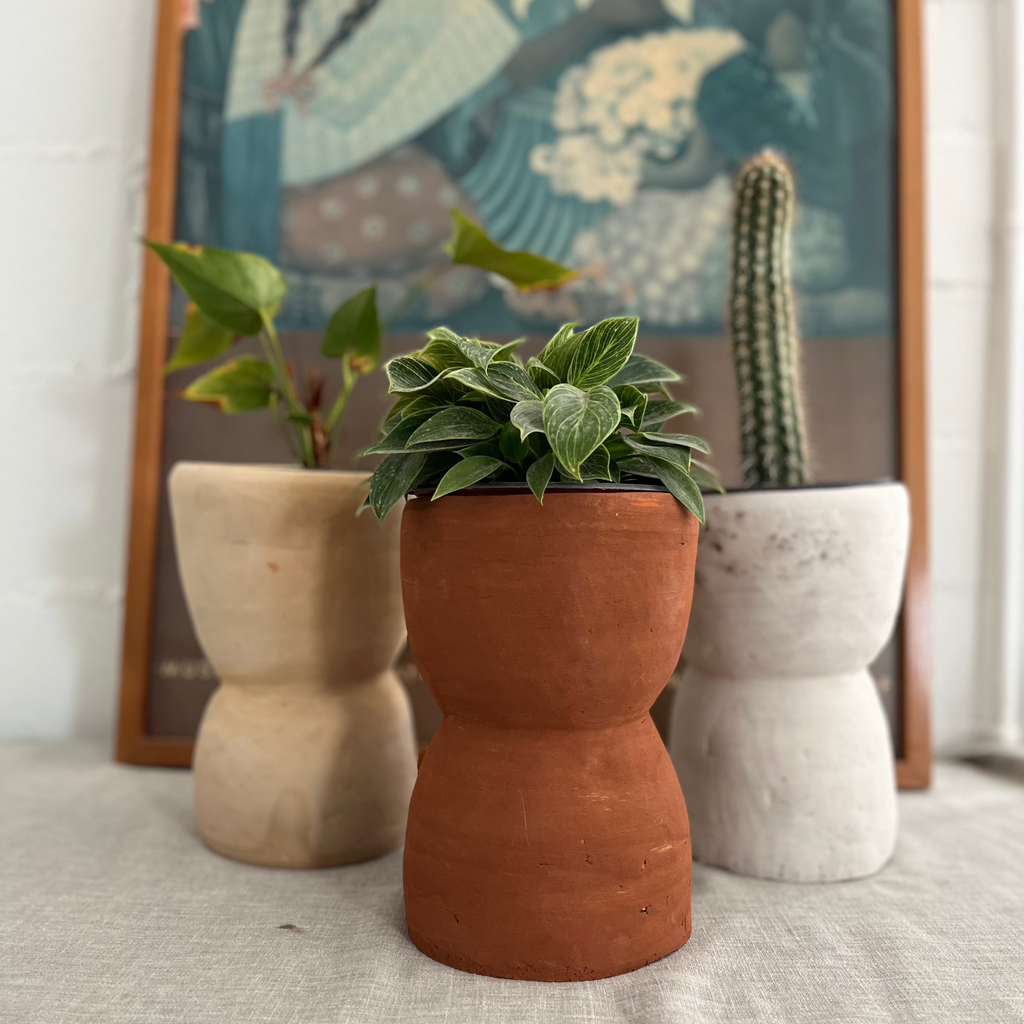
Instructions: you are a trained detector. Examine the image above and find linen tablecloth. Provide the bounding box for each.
[2,742,1023,1023]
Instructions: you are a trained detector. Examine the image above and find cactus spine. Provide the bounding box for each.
[729,150,809,488]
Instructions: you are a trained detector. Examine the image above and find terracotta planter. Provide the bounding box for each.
[401,486,699,981]
[169,463,417,868]
[668,483,909,882]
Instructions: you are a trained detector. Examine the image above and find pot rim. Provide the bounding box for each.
[408,480,670,499]
[171,460,370,478]
[408,477,903,500]
[714,476,901,496]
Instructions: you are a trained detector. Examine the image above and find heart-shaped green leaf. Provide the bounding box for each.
[553,455,578,482]
[408,406,501,446]
[432,455,507,500]
[510,400,545,441]
[322,286,380,372]
[526,452,555,504]
[369,452,428,520]
[165,303,236,374]
[542,384,621,480]
[641,401,699,429]
[536,323,580,380]
[609,353,682,391]
[567,316,639,389]
[146,241,286,335]
[446,210,577,291]
[181,356,275,413]
[488,361,543,402]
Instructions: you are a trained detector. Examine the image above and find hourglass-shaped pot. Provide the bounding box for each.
[401,487,699,981]
[169,463,417,868]
[668,483,909,882]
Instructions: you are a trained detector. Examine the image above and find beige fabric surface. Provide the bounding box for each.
[1,741,1023,1023]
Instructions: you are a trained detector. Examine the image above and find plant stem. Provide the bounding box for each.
[325,358,356,435]
[269,393,302,463]
[260,317,316,468]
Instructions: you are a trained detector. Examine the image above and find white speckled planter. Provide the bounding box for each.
[668,483,909,882]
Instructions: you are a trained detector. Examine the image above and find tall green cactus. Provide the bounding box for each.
[728,150,809,488]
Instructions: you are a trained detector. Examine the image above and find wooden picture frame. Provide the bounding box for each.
[117,0,931,787]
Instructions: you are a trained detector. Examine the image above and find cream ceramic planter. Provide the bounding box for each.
[668,483,909,882]
[169,463,417,868]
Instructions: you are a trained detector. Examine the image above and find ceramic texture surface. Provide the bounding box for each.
[669,483,910,882]
[401,490,699,981]
[169,463,416,868]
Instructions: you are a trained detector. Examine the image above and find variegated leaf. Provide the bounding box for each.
[510,400,545,441]
[610,354,682,390]
[567,316,638,389]
[408,406,501,445]
[527,452,555,504]
[432,455,507,500]
[488,361,543,402]
[542,384,620,480]
[369,452,428,520]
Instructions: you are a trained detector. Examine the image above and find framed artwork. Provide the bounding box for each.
[117,0,930,787]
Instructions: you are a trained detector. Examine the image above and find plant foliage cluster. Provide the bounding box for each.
[365,316,718,522]
[146,211,576,469]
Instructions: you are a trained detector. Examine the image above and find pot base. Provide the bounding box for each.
[404,716,692,981]
[194,671,417,869]
[406,924,688,983]
[671,667,897,883]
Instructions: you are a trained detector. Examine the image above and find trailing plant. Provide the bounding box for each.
[729,149,809,488]
[363,316,718,523]
[146,211,576,469]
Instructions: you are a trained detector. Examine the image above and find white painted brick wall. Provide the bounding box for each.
[0,0,999,749]
[0,0,156,737]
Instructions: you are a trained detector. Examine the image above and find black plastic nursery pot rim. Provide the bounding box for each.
[408,480,672,500]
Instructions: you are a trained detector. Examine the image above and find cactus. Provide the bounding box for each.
[728,150,809,488]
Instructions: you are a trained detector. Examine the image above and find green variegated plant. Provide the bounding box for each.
[146,212,576,469]
[363,317,719,523]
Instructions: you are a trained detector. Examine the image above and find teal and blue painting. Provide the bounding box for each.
[176,0,896,336]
